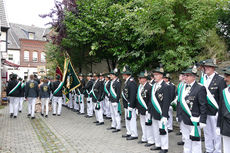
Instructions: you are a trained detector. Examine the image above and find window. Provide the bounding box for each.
[8,54,13,60]
[32,52,38,62]
[41,52,46,62]
[24,51,29,62]
[28,32,35,40]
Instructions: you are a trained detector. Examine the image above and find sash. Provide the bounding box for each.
[201,75,219,110]
[53,82,63,95]
[9,81,21,95]
[200,72,204,85]
[223,86,230,113]
[151,84,166,132]
[91,80,98,100]
[179,84,200,141]
[104,81,109,95]
[110,80,117,99]
[137,85,148,110]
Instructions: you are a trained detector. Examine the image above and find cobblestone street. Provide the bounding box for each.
[0,103,184,153]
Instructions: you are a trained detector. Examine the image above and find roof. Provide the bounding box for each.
[8,23,50,49]
[0,0,10,28]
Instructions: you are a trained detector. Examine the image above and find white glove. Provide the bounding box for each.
[200,123,206,129]
[161,117,167,125]
[135,109,138,115]
[216,127,220,136]
[176,117,178,122]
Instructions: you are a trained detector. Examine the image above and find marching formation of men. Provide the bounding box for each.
[6,59,230,153]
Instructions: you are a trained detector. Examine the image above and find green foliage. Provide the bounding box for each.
[46,0,228,73]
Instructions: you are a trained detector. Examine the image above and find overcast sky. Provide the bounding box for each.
[5,0,56,28]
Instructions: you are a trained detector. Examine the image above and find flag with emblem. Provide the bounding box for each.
[56,65,63,81]
[62,58,81,103]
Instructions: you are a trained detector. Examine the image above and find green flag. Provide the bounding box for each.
[62,58,81,103]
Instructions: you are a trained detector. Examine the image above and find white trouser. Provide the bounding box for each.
[125,108,131,135]
[152,118,168,149]
[167,106,173,130]
[62,94,66,106]
[41,98,49,115]
[79,94,84,113]
[126,109,138,137]
[102,99,106,115]
[93,102,104,123]
[180,121,186,142]
[182,121,201,153]
[18,97,24,111]
[86,97,93,116]
[9,97,19,116]
[140,114,147,141]
[68,93,73,109]
[52,96,63,115]
[223,135,230,153]
[204,115,221,153]
[111,102,121,130]
[146,117,155,144]
[28,98,36,117]
[105,96,111,117]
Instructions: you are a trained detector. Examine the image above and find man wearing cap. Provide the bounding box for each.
[163,73,176,133]
[201,59,226,153]
[103,74,111,119]
[120,66,138,140]
[92,73,104,125]
[217,66,230,153]
[149,67,171,153]
[51,75,64,116]
[84,73,94,118]
[39,77,50,118]
[7,74,21,118]
[18,78,25,113]
[180,66,207,153]
[136,71,155,146]
[149,72,155,85]
[99,73,106,116]
[25,75,39,119]
[77,73,85,114]
[109,68,121,132]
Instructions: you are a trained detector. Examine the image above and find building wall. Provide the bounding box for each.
[20,39,47,67]
[6,49,20,65]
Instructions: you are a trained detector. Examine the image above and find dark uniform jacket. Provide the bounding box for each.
[19,82,25,97]
[25,80,39,98]
[148,80,171,120]
[109,78,121,103]
[176,82,184,122]
[168,82,176,102]
[91,79,103,103]
[39,83,50,98]
[136,82,152,115]
[150,79,155,85]
[51,80,63,97]
[217,86,230,137]
[84,79,94,97]
[104,80,111,97]
[122,77,137,109]
[180,82,207,126]
[79,78,85,94]
[99,79,105,101]
[205,73,226,116]
[6,80,21,97]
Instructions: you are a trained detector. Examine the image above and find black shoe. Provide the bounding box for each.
[19,111,22,113]
[176,132,182,135]
[31,117,35,119]
[204,152,212,153]
[84,115,88,117]
[93,121,99,124]
[27,114,31,117]
[52,114,56,116]
[112,129,121,133]
[168,129,173,133]
[126,136,138,140]
[159,149,168,153]
[57,114,61,116]
[150,147,161,151]
[177,141,184,145]
[122,134,131,138]
[79,113,85,115]
[107,127,116,130]
[45,115,48,118]
[138,140,147,144]
[87,116,93,118]
[41,113,44,116]
[10,113,13,118]
[96,122,104,126]
[105,117,111,119]
[103,114,106,116]
[13,116,17,118]
[145,143,154,147]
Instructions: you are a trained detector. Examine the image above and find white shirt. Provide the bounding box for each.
[154,80,163,92]
[205,72,215,87]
